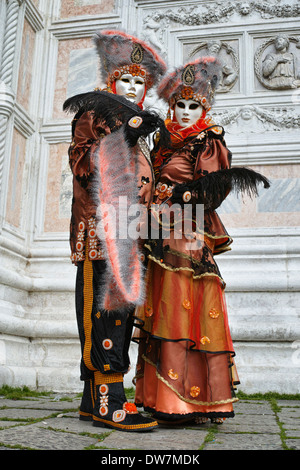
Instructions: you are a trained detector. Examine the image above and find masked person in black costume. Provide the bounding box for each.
[64,30,167,431]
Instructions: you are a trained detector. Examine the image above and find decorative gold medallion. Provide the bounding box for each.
[182,299,192,310]
[112,409,126,423]
[190,386,201,397]
[209,308,220,319]
[182,64,195,86]
[99,384,109,395]
[131,43,144,64]
[99,404,108,416]
[145,305,153,317]
[123,402,138,414]
[102,338,113,350]
[168,369,179,380]
[128,116,143,128]
[182,191,192,203]
[200,336,211,345]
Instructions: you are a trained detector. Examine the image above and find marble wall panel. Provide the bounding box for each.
[53,38,100,120]
[44,142,71,233]
[16,19,36,112]
[218,164,300,229]
[59,0,116,18]
[5,129,27,228]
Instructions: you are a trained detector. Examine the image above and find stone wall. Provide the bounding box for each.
[0,0,299,393]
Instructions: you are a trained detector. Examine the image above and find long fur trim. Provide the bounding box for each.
[90,127,145,311]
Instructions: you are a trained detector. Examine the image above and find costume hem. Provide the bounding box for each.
[132,322,236,356]
[138,407,236,421]
[140,354,239,407]
[145,252,226,284]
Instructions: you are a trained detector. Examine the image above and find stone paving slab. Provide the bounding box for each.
[203,432,283,450]
[232,401,274,415]
[0,397,81,411]
[0,421,21,428]
[277,400,300,407]
[38,416,99,434]
[210,414,279,434]
[96,427,208,451]
[278,408,300,423]
[284,439,300,450]
[0,395,299,451]
[0,408,58,421]
[0,422,99,450]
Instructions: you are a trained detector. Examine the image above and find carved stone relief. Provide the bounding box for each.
[211,105,300,133]
[139,2,300,139]
[255,34,300,90]
[187,39,239,93]
[140,13,167,55]
[141,1,300,33]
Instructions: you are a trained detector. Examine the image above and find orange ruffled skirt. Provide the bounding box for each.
[133,259,239,421]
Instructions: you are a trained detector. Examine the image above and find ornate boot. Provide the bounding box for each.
[92,372,158,432]
[79,378,95,421]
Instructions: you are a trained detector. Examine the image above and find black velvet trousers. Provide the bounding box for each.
[75,259,135,380]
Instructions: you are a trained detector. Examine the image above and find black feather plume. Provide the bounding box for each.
[63,90,171,146]
[171,167,270,209]
[63,90,141,129]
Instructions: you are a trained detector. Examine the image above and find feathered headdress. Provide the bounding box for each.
[94,29,167,90]
[157,57,222,110]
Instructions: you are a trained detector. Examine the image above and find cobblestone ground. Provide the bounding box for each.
[0,394,299,453]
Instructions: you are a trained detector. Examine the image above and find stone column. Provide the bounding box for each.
[0,0,20,198]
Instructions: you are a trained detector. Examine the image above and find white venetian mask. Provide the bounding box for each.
[115,73,146,104]
[174,99,204,128]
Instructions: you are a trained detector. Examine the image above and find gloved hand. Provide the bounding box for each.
[170,183,194,206]
[171,182,223,210]
[124,111,165,147]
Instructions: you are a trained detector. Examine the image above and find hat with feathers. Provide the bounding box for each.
[93,29,167,89]
[157,57,222,111]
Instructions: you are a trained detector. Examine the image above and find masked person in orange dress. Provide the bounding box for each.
[64,30,168,431]
[132,57,270,425]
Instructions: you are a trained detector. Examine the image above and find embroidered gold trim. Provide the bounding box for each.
[89,378,95,409]
[93,414,158,429]
[146,253,226,284]
[94,371,123,385]
[83,243,96,372]
[79,410,92,418]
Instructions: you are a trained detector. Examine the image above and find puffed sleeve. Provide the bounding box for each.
[190,133,232,209]
[68,111,110,183]
[193,133,232,180]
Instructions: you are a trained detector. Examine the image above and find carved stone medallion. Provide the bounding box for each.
[255,34,300,90]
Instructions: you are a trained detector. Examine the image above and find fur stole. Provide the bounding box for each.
[90,126,145,312]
